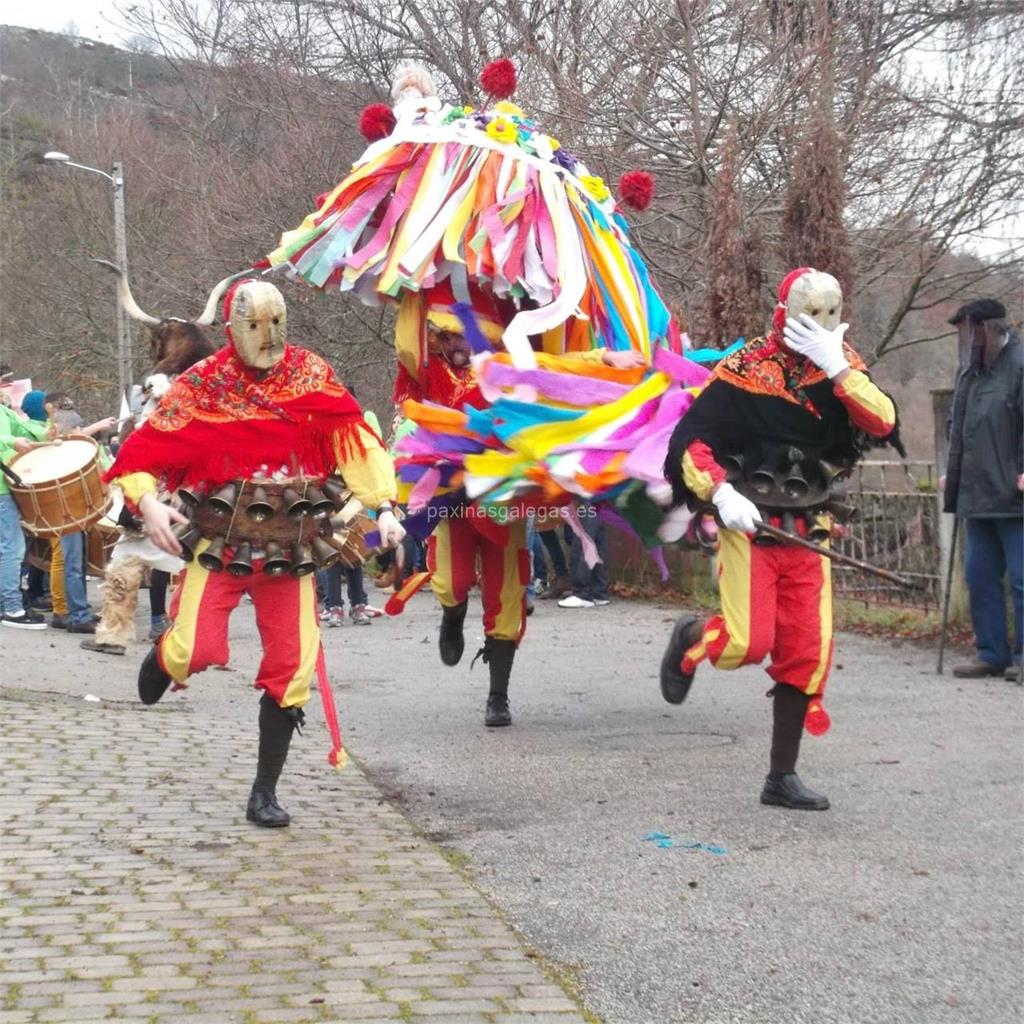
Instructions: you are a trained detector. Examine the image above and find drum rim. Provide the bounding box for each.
[8,434,101,487]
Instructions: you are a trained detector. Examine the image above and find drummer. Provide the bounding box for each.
[46,400,118,634]
[0,392,53,629]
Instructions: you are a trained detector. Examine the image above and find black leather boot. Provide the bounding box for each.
[760,685,830,811]
[659,615,704,705]
[760,773,830,811]
[473,637,515,727]
[439,600,469,666]
[246,694,302,828]
[137,645,172,705]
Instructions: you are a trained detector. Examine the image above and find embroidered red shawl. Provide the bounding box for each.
[106,344,376,491]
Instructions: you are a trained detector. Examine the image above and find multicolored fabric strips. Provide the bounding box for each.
[266,105,672,367]
[394,347,712,541]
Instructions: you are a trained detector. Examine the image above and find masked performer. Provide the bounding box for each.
[262,61,668,729]
[105,278,405,827]
[660,268,902,811]
[393,281,640,727]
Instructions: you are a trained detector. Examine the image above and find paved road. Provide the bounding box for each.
[3,588,1021,1024]
[334,591,1023,1024]
[1,608,591,1024]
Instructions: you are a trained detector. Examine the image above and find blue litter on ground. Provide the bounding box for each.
[643,832,727,856]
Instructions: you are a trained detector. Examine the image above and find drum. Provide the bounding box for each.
[8,436,110,537]
[328,511,379,568]
[86,518,121,577]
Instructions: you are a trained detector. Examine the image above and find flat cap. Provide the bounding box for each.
[948,298,1007,325]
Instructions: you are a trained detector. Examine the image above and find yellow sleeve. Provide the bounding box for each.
[115,472,159,505]
[680,442,726,503]
[334,430,397,510]
[834,370,896,438]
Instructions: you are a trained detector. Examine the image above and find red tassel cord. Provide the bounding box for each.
[804,699,832,736]
[315,644,347,768]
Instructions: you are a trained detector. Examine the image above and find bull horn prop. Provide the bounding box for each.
[91,258,161,327]
[193,269,254,326]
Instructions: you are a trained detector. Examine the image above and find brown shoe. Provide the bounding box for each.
[952,659,1007,679]
[539,575,571,600]
[80,638,127,656]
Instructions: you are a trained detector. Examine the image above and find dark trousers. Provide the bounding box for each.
[150,569,170,619]
[569,505,609,602]
[318,564,368,609]
[401,530,427,581]
[538,528,568,581]
[965,517,1023,667]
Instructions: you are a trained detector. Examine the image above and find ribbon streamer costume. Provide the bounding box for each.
[262,61,672,725]
[106,279,400,826]
[661,268,902,810]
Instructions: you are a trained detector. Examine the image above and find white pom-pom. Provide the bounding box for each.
[144,373,171,399]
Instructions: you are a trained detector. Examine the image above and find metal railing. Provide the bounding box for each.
[832,460,941,609]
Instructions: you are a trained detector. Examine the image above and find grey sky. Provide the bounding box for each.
[1,0,127,44]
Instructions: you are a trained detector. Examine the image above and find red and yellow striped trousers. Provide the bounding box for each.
[156,547,319,709]
[685,528,834,696]
[427,516,529,643]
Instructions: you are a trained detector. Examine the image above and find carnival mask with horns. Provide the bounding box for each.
[224,280,288,370]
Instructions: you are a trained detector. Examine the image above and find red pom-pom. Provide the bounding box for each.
[359,103,396,141]
[480,58,517,99]
[804,700,832,736]
[618,170,655,211]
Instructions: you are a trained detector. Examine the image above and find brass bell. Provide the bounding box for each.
[821,461,849,487]
[311,536,341,569]
[306,485,335,518]
[226,541,255,577]
[290,542,316,577]
[805,513,832,543]
[282,485,313,519]
[173,525,203,563]
[207,482,239,517]
[262,541,292,576]
[781,469,810,499]
[320,476,349,509]
[750,465,775,495]
[197,535,226,571]
[825,497,858,523]
[246,485,275,522]
[722,454,744,482]
[177,486,204,509]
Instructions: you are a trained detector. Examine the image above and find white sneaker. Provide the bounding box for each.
[593,598,610,606]
[558,594,595,609]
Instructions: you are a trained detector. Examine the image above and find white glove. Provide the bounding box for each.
[376,508,406,548]
[711,483,762,534]
[657,505,694,543]
[783,314,850,379]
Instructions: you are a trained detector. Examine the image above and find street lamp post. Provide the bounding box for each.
[43,152,133,399]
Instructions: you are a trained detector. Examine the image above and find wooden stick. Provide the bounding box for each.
[753,520,919,590]
[936,516,961,674]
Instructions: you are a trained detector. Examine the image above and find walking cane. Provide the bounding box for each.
[936,516,960,675]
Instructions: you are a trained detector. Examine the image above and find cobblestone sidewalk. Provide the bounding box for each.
[0,686,592,1024]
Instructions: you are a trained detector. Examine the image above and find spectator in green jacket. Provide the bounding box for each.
[1,399,52,628]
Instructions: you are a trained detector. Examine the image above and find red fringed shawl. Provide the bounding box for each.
[106,345,375,492]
